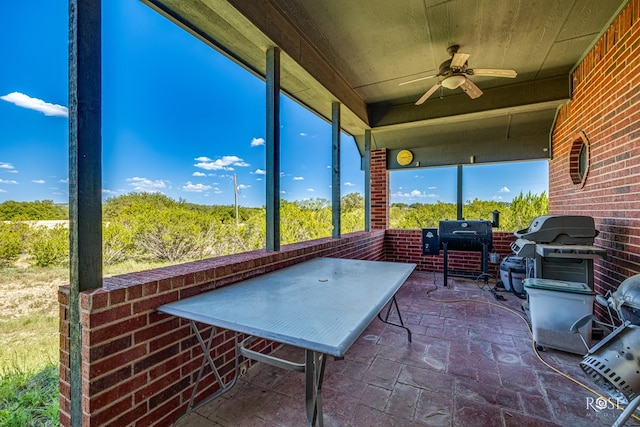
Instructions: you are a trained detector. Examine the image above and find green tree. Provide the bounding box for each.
[280,199,332,244]
[506,191,549,231]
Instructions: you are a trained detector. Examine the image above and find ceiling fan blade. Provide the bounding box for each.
[399,74,439,86]
[415,81,442,105]
[459,79,483,99]
[451,52,470,68]
[471,68,517,78]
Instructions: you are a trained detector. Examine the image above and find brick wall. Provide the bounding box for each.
[59,231,385,426]
[550,0,640,308]
[385,229,516,279]
[370,149,389,230]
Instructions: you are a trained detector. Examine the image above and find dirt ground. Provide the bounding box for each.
[0,258,66,320]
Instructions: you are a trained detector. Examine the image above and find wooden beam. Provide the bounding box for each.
[69,0,103,425]
[225,0,368,125]
[368,75,570,128]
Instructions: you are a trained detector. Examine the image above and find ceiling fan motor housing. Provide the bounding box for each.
[439,59,468,76]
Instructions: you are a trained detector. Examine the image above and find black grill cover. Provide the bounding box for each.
[439,220,493,251]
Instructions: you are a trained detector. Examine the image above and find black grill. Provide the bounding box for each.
[439,220,493,252]
[435,220,494,286]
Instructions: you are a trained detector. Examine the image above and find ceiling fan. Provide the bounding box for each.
[399,45,517,105]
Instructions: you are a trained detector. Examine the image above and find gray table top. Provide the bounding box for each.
[158,257,416,357]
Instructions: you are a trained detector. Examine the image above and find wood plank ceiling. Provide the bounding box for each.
[142,0,628,169]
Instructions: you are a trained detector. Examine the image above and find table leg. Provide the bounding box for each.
[377,296,412,342]
[305,350,326,427]
[181,321,239,418]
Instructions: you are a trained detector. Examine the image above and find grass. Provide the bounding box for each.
[0,364,59,426]
[0,259,176,426]
[0,315,59,371]
[1,261,62,426]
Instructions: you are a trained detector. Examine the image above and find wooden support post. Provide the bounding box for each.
[266,47,281,251]
[457,165,463,220]
[69,0,103,425]
[364,130,371,232]
[332,102,341,238]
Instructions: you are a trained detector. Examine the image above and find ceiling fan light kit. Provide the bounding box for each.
[401,45,517,105]
[441,74,465,89]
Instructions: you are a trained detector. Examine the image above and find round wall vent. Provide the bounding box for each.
[569,131,590,188]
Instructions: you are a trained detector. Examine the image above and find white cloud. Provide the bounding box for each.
[300,132,308,137]
[59,178,69,184]
[32,179,45,184]
[344,181,355,187]
[126,177,168,191]
[1,92,68,117]
[0,162,17,172]
[0,189,6,193]
[392,189,438,199]
[307,188,315,192]
[194,155,249,171]
[102,189,116,194]
[192,171,206,177]
[0,179,18,184]
[493,195,504,200]
[499,186,510,193]
[182,182,212,192]
[252,169,266,175]
[293,176,304,181]
[237,184,251,190]
[250,137,265,147]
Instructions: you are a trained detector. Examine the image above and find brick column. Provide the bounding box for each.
[370,149,389,230]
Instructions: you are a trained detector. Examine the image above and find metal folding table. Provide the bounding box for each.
[158,257,416,426]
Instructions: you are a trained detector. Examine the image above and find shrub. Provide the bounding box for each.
[0,222,28,266]
[132,207,208,262]
[103,221,134,265]
[27,225,69,267]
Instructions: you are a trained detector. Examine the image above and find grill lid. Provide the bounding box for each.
[514,215,597,244]
[609,274,640,323]
[439,220,493,251]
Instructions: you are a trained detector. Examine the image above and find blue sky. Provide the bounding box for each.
[0,1,547,208]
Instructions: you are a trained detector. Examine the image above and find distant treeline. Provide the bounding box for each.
[0,200,68,221]
[390,191,548,232]
[0,191,547,267]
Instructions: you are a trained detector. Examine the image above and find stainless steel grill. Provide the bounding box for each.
[510,215,605,289]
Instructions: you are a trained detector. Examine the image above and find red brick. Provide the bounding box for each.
[551,0,640,301]
[87,371,147,413]
[88,343,147,380]
[85,314,147,346]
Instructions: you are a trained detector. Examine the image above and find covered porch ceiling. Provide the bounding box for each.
[142,0,627,169]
